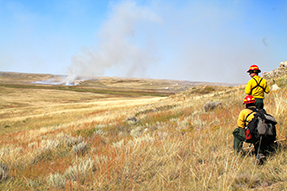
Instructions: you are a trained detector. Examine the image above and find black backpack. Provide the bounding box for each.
[245,108,277,143]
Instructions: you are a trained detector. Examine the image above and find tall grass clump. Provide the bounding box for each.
[46,157,94,189]
[0,163,8,182]
[30,140,60,164]
[73,142,87,155]
[64,157,94,183]
[46,173,66,189]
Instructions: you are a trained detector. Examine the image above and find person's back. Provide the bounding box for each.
[237,106,257,129]
[245,75,269,99]
[245,65,270,109]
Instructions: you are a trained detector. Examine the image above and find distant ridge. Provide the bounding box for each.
[0,71,239,92]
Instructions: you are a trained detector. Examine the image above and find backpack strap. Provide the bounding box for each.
[250,78,266,94]
[245,108,257,126]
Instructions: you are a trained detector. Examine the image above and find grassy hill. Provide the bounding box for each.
[0,71,287,190]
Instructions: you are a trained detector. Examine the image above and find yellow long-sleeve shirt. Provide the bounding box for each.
[245,76,270,99]
[237,107,257,128]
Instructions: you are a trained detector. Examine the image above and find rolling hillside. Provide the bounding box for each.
[0,70,287,190]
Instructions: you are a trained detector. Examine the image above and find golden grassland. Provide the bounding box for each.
[0,72,287,190]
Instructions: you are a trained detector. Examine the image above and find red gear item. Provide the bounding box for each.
[244,95,256,104]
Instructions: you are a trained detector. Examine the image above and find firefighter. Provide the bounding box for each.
[233,95,257,153]
[245,65,270,109]
[233,95,273,165]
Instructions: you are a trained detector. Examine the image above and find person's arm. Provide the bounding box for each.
[245,80,252,95]
[237,110,246,128]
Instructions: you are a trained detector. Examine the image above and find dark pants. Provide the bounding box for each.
[233,128,246,152]
[233,128,270,154]
[255,98,264,109]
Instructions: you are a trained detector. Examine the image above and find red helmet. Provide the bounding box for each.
[244,95,256,104]
[247,65,261,73]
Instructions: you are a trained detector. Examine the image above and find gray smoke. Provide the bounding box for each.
[65,0,283,84]
[67,1,160,79]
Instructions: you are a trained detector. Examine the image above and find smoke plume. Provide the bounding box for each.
[67,1,160,79]
[64,0,285,84]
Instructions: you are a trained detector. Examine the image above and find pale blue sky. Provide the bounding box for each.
[1,0,286,83]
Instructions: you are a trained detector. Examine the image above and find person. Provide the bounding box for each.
[233,95,271,164]
[245,65,270,109]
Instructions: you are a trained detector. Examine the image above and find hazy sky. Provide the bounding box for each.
[1,0,286,83]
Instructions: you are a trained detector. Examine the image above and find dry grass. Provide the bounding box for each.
[0,72,286,190]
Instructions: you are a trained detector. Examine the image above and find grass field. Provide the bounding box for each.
[0,71,287,190]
